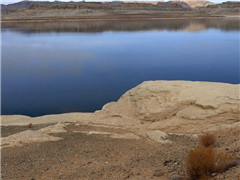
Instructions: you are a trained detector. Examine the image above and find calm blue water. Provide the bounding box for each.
[2,19,239,116]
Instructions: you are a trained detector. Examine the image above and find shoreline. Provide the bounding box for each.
[1,80,240,128]
[1,15,233,23]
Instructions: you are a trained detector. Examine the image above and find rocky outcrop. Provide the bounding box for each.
[101,81,239,122]
[183,0,214,9]
[1,122,66,148]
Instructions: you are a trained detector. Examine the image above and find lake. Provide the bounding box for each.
[2,18,239,116]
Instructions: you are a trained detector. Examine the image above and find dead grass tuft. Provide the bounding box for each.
[186,146,237,180]
[186,146,215,180]
[199,133,216,147]
[214,149,237,173]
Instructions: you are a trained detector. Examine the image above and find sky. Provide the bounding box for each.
[1,0,240,5]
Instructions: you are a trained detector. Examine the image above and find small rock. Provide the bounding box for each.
[153,169,165,177]
[164,160,172,166]
[212,173,217,177]
[125,175,130,179]
[168,176,184,180]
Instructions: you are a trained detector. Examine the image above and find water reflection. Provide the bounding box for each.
[2,18,240,33]
[1,18,239,116]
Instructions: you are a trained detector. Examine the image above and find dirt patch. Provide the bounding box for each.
[2,124,239,179]
[65,123,128,134]
[1,123,56,137]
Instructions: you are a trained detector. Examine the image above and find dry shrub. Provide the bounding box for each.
[186,146,215,180]
[199,133,216,147]
[186,146,237,180]
[214,149,237,173]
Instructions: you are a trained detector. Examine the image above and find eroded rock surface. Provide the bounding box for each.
[1,130,62,148]
[101,81,239,122]
[100,81,240,133]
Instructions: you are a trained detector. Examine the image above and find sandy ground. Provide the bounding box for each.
[1,123,240,180]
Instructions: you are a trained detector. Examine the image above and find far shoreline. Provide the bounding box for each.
[2,15,239,23]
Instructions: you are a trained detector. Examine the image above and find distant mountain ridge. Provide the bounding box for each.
[120,0,214,8]
[2,0,239,19]
[1,0,214,11]
[182,0,214,8]
[1,1,62,11]
[157,1,192,9]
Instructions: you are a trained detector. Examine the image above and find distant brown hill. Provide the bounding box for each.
[1,1,62,11]
[183,0,214,8]
[123,0,214,9]
[157,1,192,9]
[1,1,240,20]
[1,0,213,11]
[199,1,240,16]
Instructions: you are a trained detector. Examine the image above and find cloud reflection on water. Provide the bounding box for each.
[1,18,239,116]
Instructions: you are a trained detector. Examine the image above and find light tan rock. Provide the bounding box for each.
[183,0,214,8]
[38,122,67,134]
[73,130,112,135]
[101,81,240,123]
[110,133,140,140]
[1,130,62,148]
[147,130,171,143]
[1,113,94,126]
[73,130,140,140]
